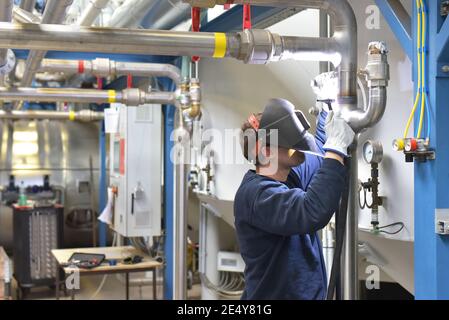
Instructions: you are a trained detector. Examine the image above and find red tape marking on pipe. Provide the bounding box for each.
[243,4,252,30]
[192,7,201,62]
[78,60,85,74]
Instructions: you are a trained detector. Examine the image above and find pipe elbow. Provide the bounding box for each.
[343,87,387,132]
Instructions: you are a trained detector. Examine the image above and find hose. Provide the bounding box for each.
[326,156,351,300]
[403,0,422,139]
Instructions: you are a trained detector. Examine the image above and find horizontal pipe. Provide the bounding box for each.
[0,87,177,106]
[0,109,104,121]
[39,59,182,85]
[280,36,341,66]
[0,22,221,58]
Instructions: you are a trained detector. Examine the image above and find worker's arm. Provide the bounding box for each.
[293,110,328,188]
[250,158,346,236]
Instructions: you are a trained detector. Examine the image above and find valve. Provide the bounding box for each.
[392,137,435,162]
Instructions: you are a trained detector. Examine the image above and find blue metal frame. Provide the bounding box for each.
[98,121,107,247]
[375,0,413,60]
[413,0,449,300]
[200,5,287,32]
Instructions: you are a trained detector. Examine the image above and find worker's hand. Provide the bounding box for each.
[322,111,355,158]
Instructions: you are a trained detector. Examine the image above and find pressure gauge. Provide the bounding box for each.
[362,140,383,164]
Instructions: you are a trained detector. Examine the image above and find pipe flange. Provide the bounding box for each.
[93,58,112,78]
[0,49,16,76]
[122,88,146,106]
[238,29,277,65]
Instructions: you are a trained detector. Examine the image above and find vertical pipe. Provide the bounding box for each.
[19,0,35,12]
[173,109,189,300]
[0,0,13,68]
[319,10,329,74]
[163,104,176,300]
[343,140,359,300]
[98,121,107,247]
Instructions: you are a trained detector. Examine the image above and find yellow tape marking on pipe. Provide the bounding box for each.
[213,33,227,58]
[108,90,116,103]
[69,111,76,121]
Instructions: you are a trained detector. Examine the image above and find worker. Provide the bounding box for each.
[235,98,355,300]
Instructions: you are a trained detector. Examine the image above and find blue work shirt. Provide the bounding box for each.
[234,111,347,300]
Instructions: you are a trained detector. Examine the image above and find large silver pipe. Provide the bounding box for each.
[20,0,73,88]
[343,142,359,300]
[185,0,357,98]
[173,111,189,300]
[39,59,182,85]
[0,22,220,58]
[0,87,177,106]
[76,0,111,26]
[19,0,35,12]
[0,109,103,121]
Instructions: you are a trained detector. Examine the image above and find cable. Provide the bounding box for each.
[89,232,117,300]
[377,222,405,235]
[326,157,350,300]
[403,0,423,139]
[417,0,427,139]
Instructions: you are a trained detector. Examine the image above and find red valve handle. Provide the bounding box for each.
[191,7,201,62]
[243,4,252,30]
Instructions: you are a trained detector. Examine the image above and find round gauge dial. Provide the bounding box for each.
[362,140,383,164]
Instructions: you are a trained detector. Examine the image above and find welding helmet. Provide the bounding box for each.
[256,98,318,153]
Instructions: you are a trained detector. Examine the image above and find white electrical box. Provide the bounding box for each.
[217,251,245,273]
[110,104,162,238]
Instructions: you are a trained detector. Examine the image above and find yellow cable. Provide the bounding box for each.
[417,0,426,138]
[404,0,422,139]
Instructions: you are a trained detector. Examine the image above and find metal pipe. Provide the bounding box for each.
[13,6,41,24]
[0,87,177,106]
[0,22,221,58]
[107,0,158,28]
[343,142,359,300]
[185,0,357,98]
[150,0,191,30]
[76,0,110,26]
[19,0,35,12]
[20,0,73,90]
[0,0,14,70]
[38,59,182,85]
[0,109,103,121]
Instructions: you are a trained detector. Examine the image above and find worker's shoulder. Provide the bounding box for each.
[235,170,284,203]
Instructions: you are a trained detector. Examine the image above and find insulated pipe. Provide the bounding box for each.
[76,0,111,26]
[0,87,177,106]
[38,59,182,85]
[0,109,104,122]
[19,0,35,12]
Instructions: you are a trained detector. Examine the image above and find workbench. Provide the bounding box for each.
[51,246,163,300]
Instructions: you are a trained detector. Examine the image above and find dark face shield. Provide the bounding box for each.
[258,99,319,154]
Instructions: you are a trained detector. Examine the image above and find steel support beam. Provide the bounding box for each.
[375,0,413,60]
[414,0,449,300]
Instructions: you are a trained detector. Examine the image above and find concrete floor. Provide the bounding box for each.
[12,273,202,300]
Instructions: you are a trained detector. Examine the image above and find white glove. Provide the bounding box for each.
[323,111,355,157]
